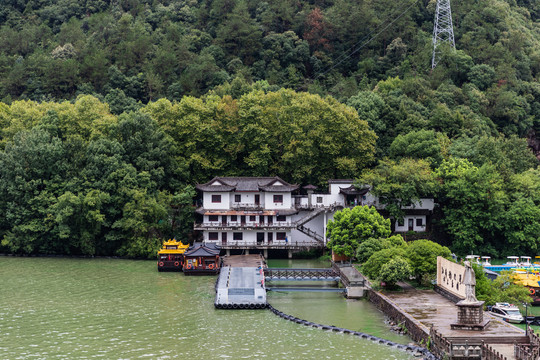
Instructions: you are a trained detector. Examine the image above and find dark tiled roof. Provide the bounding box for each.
[196,176,298,192]
[184,242,221,257]
[259,185,298,192]
[339,185,370,195]
[328,179,354,184]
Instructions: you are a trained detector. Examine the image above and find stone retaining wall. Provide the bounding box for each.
[367,289,431,346]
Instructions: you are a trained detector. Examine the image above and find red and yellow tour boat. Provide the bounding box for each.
[157,239,189,272]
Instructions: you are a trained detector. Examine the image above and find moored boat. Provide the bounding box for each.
[157,239,189,272]
[183,242,221,275]
[487,303,524,323]
[511,269,540,305]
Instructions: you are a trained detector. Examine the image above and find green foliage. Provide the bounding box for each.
[0,0,539,259]
[0,98,193,257]
[326,206,391,257]
[378,257,412,287]
[356,238,390,263]
[362,247,407,280]
[474,265,532,306]
[356,234,406,263]
[360,158,439,221]
[389,129,443,167]
[405,240,452,285]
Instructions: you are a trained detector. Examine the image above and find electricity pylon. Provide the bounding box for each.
[432,0,455,69]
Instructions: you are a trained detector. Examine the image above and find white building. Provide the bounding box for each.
[194,177,434,257]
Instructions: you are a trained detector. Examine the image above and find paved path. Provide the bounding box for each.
[383,287,526,359]
[222,254,266,268]
[384,288,524,338]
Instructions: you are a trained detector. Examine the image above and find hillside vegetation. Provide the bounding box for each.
[0,0,538,257]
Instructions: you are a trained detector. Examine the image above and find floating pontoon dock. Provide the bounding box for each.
[215,255,267,309]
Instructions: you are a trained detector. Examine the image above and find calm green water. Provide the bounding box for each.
[0,257,413,359]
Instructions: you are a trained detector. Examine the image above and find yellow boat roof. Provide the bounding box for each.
[158,239,189,254]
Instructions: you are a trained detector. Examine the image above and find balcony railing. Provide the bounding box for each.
[194,222,296,229]
[230,203,264,210]
[206,240,323,249]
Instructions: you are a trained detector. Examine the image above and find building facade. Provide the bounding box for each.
[194,177,434,256]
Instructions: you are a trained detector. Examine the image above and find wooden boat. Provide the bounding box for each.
[157,239,189,272]
[183,242,221,276]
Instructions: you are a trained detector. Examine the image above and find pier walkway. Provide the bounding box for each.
[215,255,267,309]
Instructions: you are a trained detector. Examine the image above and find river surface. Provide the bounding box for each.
[0,257,413,359]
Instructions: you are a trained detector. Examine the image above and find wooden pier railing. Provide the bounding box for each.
[515,328,540,360]
[430,327,508,360]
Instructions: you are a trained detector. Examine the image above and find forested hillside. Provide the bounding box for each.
[0,0,538,257]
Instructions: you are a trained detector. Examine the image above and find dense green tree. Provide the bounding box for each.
[359,158,439,221]
[361,247,407,281]
[326,206,391,257]
[356,234,405,263]
[389,129,444,167]
[405,239,452,285]
[378,257,412,287]
[435,158,507,255]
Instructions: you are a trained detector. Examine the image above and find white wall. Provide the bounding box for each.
[230,192,265,208]
[393,215,427,233]
[264,192,292,209]
[203,192,231,210]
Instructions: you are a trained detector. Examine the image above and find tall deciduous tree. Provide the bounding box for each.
[359,158,439,221]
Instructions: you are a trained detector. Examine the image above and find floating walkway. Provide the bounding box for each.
[215,255,267,309]
[215,266,267,309]
[267,304,437,360]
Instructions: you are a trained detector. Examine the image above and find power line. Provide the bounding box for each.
[312,0,421,82]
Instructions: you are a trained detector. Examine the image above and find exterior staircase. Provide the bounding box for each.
[295,207,325,227]
[294,208,326,246]
[297,225,324,245]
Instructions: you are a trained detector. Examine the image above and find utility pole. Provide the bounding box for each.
[432,0,455,69]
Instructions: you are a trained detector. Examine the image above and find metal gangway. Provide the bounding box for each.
[264,268,341,282]
[264,268,343,292]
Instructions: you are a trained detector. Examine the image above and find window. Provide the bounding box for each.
[416,218,423,227]
[398,218,404,227]
[276,232,286,240]
[249,215,256,222]
[230,215,237,222]
[234,194,241,202]
[209,232,219,240]
[273,194,283,203]
[209,215,219,222]
[317,196,323,203]
[276,215,286,222]
[233,232,243,241]
[211,195,221,203]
